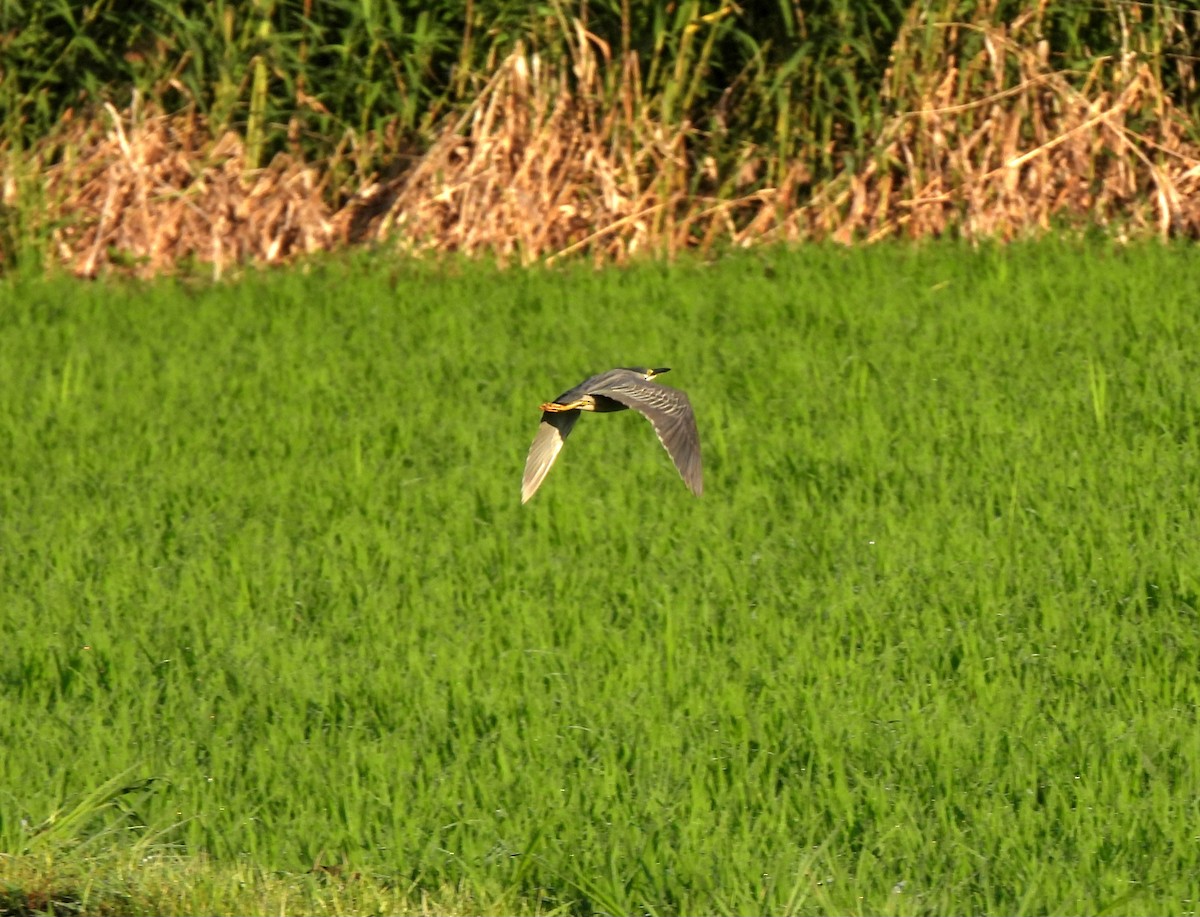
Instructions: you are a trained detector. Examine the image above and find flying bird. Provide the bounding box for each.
[521,367,703,503]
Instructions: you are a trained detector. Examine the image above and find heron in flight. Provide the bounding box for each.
[521,367,703,503]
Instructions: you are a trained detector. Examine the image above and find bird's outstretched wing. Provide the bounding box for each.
[521,409,580,503]
[590,378,703,496]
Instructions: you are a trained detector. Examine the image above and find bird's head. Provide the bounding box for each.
[626,367,671,380]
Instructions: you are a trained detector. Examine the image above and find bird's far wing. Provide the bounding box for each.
[592,380,703,496]
[521,410,580,503]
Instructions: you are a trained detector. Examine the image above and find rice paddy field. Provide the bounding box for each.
[2,241,1200,915]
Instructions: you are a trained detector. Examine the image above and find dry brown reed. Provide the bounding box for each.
[33,96,337,279]
[336,30,777,267]
[7,14,1199,278]
[796,12,1200,244]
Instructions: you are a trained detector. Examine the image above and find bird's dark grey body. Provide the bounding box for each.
[521,367,703,504]
[551,374,626,413]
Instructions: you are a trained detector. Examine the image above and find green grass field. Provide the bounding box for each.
[2,242,1199,915]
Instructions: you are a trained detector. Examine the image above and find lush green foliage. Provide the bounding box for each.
[3,1,1197,171]
[2,242,1200,914]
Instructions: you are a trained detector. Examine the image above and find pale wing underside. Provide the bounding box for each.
[521,410,580,503]
[591,380,703,496]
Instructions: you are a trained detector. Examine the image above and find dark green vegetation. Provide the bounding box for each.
[2,242,1200,914]
[6,1,1197,182]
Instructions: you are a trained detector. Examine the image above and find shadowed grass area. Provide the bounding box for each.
[0,849,539,917]
[1,241,1199,914]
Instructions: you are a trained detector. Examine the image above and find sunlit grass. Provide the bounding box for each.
[2,241,1199,915]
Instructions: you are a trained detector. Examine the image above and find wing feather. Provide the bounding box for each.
[521,410,579,503]
[589,379,703,496]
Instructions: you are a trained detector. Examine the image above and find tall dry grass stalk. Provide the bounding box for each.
[5,13,1199,278]
[337,31,772,266]
[33,96,337,280]
[799,11,1200,243]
